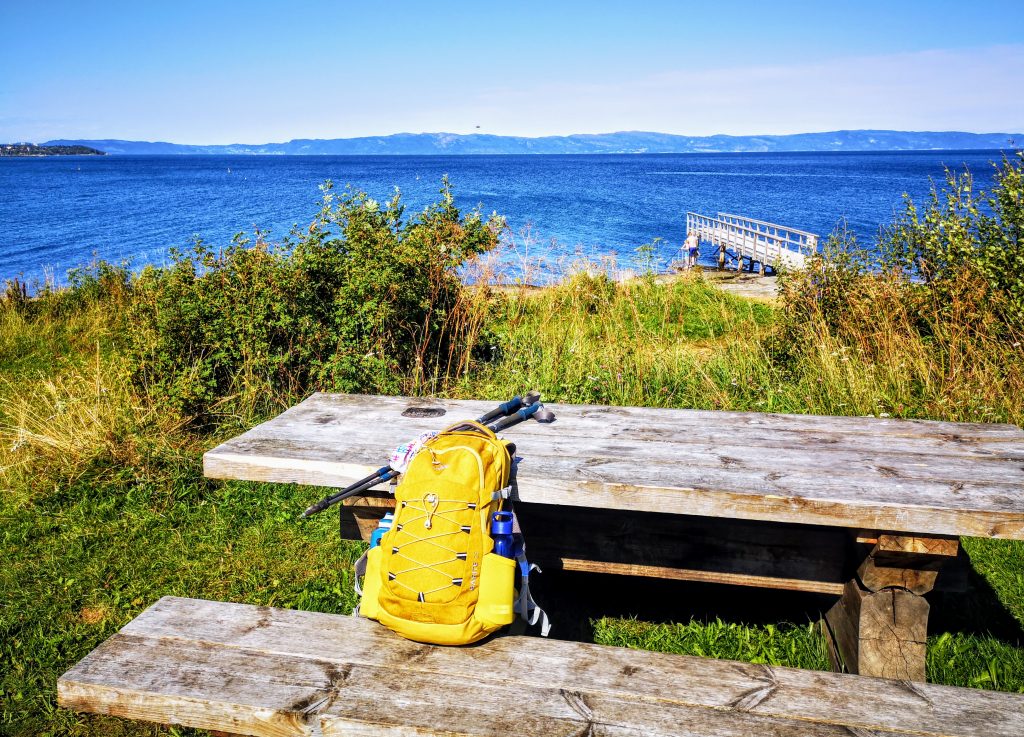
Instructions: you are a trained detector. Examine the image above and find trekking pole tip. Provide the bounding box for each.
[299,503,322,519]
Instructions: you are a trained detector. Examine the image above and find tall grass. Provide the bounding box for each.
[774,268,1024,424]
[458,270,781,410]
[454,263,1023,426]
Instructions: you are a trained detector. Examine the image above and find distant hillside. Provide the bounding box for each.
[1,143,105,157]
[44,130,1021,156]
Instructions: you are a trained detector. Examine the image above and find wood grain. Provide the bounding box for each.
[59,597,1024,737]
[856,535,960,594]
[824,581,929,680]
[204,394,1024,539]
[856,556,940,595]
[875,534,960,557]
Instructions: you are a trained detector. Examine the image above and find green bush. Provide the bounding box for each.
[879,151,1024,327]
[126,180,502,419]
[2,261,133,321]
[771,153,1024,424]
[780,152,1023,341]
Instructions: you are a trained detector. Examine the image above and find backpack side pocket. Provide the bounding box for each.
[475,552,515,628]
[358,545,383,621]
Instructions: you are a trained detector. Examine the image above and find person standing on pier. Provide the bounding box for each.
[684,232,700,269]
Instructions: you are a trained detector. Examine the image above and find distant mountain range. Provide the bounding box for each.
[43,130,1021,155]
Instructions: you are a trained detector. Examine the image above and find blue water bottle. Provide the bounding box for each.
[491,511,515,558]
[369,512,394,548]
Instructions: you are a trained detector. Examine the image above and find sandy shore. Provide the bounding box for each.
[692,269,781,301]
[491,267,782,302]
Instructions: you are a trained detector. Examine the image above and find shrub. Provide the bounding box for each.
[774,153,1024,424]
[125,180,502,420]
[879,151,1024,328]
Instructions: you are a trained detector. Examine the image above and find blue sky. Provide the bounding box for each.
[1,1,1022,143]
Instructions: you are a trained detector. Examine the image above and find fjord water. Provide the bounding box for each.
[0,151,1006,285]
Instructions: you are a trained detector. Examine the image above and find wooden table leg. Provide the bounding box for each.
[823,534,959,681]
[339,491,395,542]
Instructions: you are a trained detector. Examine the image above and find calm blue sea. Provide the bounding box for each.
[0,151,1008,286]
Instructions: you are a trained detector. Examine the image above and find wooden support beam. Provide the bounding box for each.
[856,534,959,595]
[876,534,960,557]
[558,558,844,595]
[825,532,958,679]
[824,580,929,681]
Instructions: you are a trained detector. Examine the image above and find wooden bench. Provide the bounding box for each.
[203,393,1024,681]
[58,596,1024,737]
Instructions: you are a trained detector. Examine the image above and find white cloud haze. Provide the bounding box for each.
[442,45,1024,138]
[2,45,1021,142]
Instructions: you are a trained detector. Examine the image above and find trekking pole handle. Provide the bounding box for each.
[476,390,541,425]
[489,401,542,432]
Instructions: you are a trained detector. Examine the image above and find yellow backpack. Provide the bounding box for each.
[355,421,547,645]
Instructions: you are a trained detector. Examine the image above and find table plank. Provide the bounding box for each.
[204,394,1024,539]
[59,597,1024,737]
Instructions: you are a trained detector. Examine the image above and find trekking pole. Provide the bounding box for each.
[488,400,547,432]
[478,390,540,425]
[299,392,541,519]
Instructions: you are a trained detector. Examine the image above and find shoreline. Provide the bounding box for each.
[489,266,781,302]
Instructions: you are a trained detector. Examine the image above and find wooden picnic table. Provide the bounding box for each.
[204,393,1024,681]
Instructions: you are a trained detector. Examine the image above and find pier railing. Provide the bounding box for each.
[684,212,818,273]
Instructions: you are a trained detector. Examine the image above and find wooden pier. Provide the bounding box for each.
[685,212,818,274]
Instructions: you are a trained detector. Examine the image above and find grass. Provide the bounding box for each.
[2,267,1023,736]
[593,618,832,671]
[456,272,788,412]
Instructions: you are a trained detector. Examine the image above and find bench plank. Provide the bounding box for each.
[59,597,1024,737]
[66,635,864,737]
[203,394,1024,539]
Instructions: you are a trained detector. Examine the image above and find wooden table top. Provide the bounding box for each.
[203,393,1024,539]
